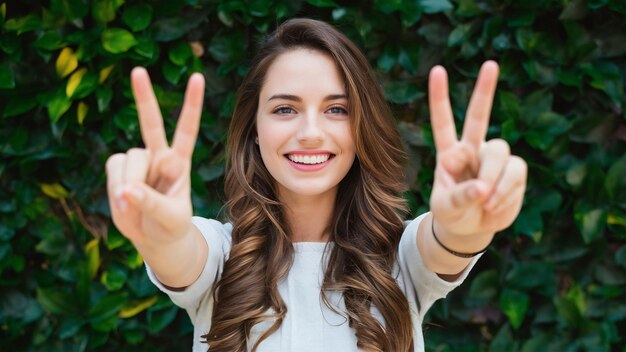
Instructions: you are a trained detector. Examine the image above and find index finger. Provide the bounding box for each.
[172,73,205,159]
[428,65,458,152]
[131,67,168,151]
[461,61,499,148]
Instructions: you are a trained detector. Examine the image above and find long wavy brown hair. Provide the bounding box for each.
[204,18,413,351]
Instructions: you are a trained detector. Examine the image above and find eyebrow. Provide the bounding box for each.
[267,94,347,102]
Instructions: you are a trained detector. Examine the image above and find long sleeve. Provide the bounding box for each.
[397,212,482,322]
[145,217,232,325]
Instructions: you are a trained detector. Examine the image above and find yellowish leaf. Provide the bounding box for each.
[56,47,78,78]
[99,65,114,84]
[85,238,100,278]
[40,183,69,199]
[608,214,626,226]
[77,101,88,125]
[66,68,87,97]
[126,250,143,270]
[119,296,159,318]
[1,3,6,21]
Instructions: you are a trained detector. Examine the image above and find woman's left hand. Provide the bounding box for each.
[428,61,527,240]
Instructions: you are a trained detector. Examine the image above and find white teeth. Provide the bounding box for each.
[288,154,330,164]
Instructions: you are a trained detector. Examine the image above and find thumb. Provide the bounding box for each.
[123,182,189,227]
[447,179,489,209]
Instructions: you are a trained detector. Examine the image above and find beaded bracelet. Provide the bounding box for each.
[431,218,489,258]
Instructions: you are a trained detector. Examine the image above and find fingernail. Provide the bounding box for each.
[128,187,144,202]
[469,185,480,199]
[117,198,128,211]
[474,182,488,198]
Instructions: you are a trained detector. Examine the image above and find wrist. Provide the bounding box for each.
[432,217,494,257]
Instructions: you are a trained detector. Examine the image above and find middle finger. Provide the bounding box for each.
[461,61,499,149]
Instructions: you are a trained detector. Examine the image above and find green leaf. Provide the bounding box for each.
[92,0,122,23]
[208,31,247,63]
[574,203,607,244]
[148,306,178,333]
[71,71,99,99]
[306,0,338,7]
[419,0,453,13]
[515,28,540,53]
[533,189,563,213]
[374,0,403,14]
[47,88,72,123]
[0,223,15,241]
[506,262,555,295]
[51,0,88,21]
[96,87,113,112]
[490,324,518,352]
[101,264,128,291]
[102,28,138,54]
[565,284,586,315]
[4,14,42,33]
[417,22,449,46]
[36,288,81,316]
[122,4,153,31]
[588,0,609,9]
[89,293,127,321]
[521,333,561,352]
[377,46,398,72]
[513,207,543,242]
[85,239,100,279]
[594,262,626,285]
[133,39,158,59]
[559,0,589,20]
[500,288,530,330]
[605,154,626,202]
[497,91,520,120]
[33,31,66,50]
[119,296,158,318]
[0,64,15,89]
[122,329,145,345]
[58,317,84,339]
[448,23,472,47]
[153,15,206,42]
[383,82,424,104]
[468,269,498,302]
[169,41,193,66]
[554,295,583,326]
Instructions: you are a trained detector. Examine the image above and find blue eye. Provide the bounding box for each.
[327,106,348,115]
[273,107,295,114]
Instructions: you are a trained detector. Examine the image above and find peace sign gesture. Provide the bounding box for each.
[105,67,205,248]
[428,61,527,243]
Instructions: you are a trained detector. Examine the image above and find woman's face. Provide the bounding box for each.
[256,48,356,200]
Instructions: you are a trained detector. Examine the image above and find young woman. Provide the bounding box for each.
[106,18,527,351]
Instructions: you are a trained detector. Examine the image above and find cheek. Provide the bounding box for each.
[337,123,356,153]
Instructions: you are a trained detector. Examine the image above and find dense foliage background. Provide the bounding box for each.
[0,0,625,350]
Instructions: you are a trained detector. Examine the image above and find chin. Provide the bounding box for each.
[279,181,340,198]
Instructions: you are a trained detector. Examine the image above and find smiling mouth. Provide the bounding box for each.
[286,154,335,165]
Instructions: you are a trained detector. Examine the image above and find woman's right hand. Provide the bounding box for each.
[105,67,205,248]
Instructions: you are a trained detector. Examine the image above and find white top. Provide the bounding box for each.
[146,213,481,351]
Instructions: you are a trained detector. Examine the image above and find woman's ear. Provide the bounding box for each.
[254,136,259,144]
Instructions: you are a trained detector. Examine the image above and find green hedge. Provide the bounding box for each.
[1,0,625,351]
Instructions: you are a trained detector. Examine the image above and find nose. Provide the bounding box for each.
[296,110,324,145]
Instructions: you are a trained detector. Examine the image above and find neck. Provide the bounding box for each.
[279,188,336,243]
